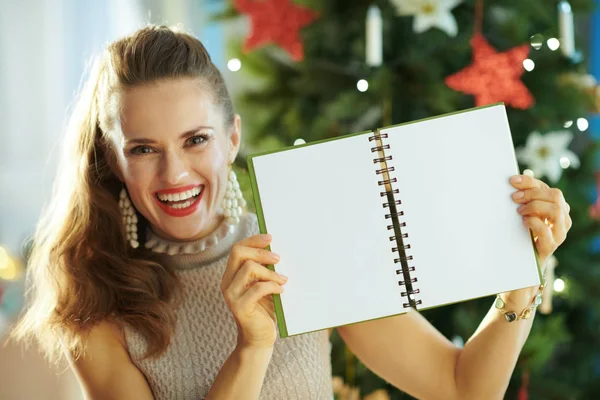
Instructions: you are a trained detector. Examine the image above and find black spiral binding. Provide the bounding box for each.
[369,130,421,309]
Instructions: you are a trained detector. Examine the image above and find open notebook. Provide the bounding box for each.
[247,103,541,338]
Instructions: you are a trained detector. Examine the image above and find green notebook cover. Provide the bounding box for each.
[247,103,542,338]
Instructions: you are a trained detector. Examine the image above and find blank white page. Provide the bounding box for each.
[252,133,406,336]
[382,105,540,310]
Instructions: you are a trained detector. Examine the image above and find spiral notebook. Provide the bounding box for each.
[247,103,541,338]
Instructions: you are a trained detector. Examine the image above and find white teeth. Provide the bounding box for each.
[171,200,192,209]
[157,186,202,203]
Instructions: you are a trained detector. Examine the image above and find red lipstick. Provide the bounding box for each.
[153,184,203,217]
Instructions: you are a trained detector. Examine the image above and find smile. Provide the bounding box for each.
[154,184,204,217]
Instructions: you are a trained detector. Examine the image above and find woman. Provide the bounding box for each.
[11,26,571,400]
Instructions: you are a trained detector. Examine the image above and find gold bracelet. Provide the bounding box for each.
[494,282,545,322]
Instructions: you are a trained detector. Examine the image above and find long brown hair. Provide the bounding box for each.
[10,25,235,363]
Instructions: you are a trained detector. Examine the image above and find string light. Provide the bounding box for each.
[523,59,535,72]
[293,138,306,145]
[0,247,8,270]
[451,335,464,348]
[530,34,543,50]
[227,58,242,72]
[554,278,565,292]
[547,38,560,51]
[560,157,571,169]
[577,117,589,131]
[357,79,369,92]
[0,247,19,281]
[564,120,573,128]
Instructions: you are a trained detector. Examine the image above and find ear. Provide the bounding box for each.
[228,114,242,164]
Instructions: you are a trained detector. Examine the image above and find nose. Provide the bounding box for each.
[159,150,190,186]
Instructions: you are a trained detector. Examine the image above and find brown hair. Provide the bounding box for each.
[10,25,234,363]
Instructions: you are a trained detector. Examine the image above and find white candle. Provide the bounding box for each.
[558,1,575,57]
[366,5,382,67]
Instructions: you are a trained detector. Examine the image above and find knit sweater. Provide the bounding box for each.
[124,212,334,400]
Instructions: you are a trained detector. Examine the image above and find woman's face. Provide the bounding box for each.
[113,78,241,241]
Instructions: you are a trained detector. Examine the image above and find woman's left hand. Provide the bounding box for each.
[510,173,572,267]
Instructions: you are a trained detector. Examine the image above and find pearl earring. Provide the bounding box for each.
[119,187,139,249]
[221,168,246,225]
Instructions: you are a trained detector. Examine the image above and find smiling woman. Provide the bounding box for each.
[8,25,331,400]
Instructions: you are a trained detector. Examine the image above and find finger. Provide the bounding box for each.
[238,281,284,313]
[511,187,565,205]
[223,246,281,290]
[260,296,276,314]
[259,297,277,321]
[542,217,567,244]
[517,200,567,240]
[512,187,570,237]
[510,174,549,190]
[228,260,288,299]
[564,212,572,231]
[236,233,273,249]
[523,216,555,258]
[517,200,561,221]
[512,184,571,238]
[564,199,572,230]
[222,236,280,289]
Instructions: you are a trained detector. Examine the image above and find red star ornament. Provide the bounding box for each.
[234,0,318,61]
[445,34,535,109]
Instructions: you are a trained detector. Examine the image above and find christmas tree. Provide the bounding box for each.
[223,0,600,398]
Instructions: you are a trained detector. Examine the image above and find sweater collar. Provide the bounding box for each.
[144,213,252,269]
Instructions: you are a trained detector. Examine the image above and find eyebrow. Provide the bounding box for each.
[124,126,215,145]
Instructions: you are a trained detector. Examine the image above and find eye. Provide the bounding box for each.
[130,146,155,155]
[186,133,210,147]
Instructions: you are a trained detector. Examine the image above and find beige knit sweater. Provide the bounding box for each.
[124,212,334,400]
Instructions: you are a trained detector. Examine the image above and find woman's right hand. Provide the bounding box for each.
[221,233,287,350]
